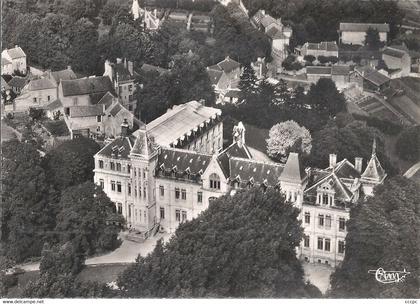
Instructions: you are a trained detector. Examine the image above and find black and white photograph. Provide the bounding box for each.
[1,0,419,302]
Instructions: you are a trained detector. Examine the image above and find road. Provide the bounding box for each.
[403,161,420,178]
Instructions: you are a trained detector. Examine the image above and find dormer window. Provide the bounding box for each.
[317,181,335,206]
[209,173,221,190]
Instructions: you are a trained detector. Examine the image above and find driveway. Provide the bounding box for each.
[303,263,333,294]
[19,232,173,271]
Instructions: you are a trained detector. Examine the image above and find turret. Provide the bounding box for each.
[279,152,308,208]
[360,138,387,196]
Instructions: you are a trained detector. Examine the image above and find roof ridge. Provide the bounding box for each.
[161,146,213,157]
[229,156,282,167]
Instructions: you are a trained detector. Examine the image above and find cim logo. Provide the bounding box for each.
[368,268,411,284]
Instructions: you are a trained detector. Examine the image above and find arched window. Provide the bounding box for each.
[209,173,221,190]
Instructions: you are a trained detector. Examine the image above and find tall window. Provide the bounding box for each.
[175,188,180,199]
[128,205,131,218]
[99,179,104,189]
[160,207,165,219]
[322,194,329,205]
[339,218,346,231]
[159,185,164,197]
[117,203,122,214]
[304,212,310,224]
[110,162,115,170]
[197,191,203,204]
[128,183,131,196]
[304,235,310,248]
[181,211,187,222]
[338,240,345,254]
[143,187,146,197]
[181,189,186,200]
[97,115,102,123]
[117,182,122,193]
[144,210,146,222]
[318,214,324,227]
[99,160,104,169]
[111,181,116,191]
[317,237,323,250]
[116,163,121,171]
[325,215,332,228]
[209,173,221,190]
[324,238,331,252]
[175,209,181,222]
[127,165,131,174]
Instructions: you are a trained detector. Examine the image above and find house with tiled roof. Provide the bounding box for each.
[381,45,411,78]
[339,23,389,45]
[1,57,13,75]
[132,0,161,30]
[103,58,136,112]
[250,10,292,66]
[207,56,241,104]
[1,45,27,75]
[306,65,352,89]
[298,41,339,58]
[353,65,391,92]
[94,118,386,267]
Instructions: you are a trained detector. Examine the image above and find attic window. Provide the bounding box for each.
[263,179,268,186]
[189,159,193,163]
[267,170,270,174]
[160,164,165,170]
[118,146,125,153]
[172,165,177,172]
[111,145,118,152]
[198,169,204,175]
[164,154,167,159]
[185,167,191,174]
[177,156,180,161]
[253,168,257,172]
[239,166,243,170]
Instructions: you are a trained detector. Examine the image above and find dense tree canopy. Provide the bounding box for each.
[117,188,320,297]
[308,119,396,175]
[43,137,100,191]
[364,27,382,49]
[306,78,346,117]
[395,126,420,162]
[55,182,124,255]
[330,176,420,298]
[1,140,57,263]
[267,121,312,160]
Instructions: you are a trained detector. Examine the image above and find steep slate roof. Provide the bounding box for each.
[306,66,332,75]
[111,62,134,81]
[146,101,221,147]
[8,76,28,89]
[339,23,390,32]
[131,128,160,156]
[229,157,284,187]
[354,66,390,86]
[97,92,115,109]
[206,67,223,85]
[260,15,278,28]
[252,10,266,25]
[97,136,135,160]
[331,65,351,75]
[157,148,212,174]
[305,170,353,202]
[109,103,123,116]
[217,141,252,177]
[61,76,114,97]
[280,152,306,183]
[69,105,103,118]
[266,27,287,39]
[211,56,240,74]
[361,154,386,182]
[5,46,26,59]
[140,63,168,75]
[28,78,56,91]
[50,68,77,84]
[333,159,361,179]
[45,99,62,110]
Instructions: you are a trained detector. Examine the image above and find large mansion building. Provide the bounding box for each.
[94,102,386,267]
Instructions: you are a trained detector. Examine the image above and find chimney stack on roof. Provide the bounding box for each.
[355,157,363,173]
[116,58,122,64]
[121,118,129,137]
[329,153,337,168]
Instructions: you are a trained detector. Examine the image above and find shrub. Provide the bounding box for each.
[303,55,316,64]
[396,126,420,162]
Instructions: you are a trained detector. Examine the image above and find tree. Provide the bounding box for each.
[303,55,315,64]
[330,177,420,298]
[238,64,258,103]
[306,78,346,117]
[395,126,420,162]
[99,0,130,26]
[308,119,396,175]
[1,140,57,263]
[43,137,100,191]
[364,27,381,49]
[55,182,124,255]
[117,187,320,297]
[23,241,115,298]
[266,120,312,160]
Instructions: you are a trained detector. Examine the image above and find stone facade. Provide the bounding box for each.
[94,117,386,268]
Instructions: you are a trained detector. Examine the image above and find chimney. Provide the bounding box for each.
[121,118,129,137]
[261,10,265,15]
[154,8,157,17]
[127,61,134,76]
[104,60,113,82]
[232,122,246,148]
[329,153,337,168]
[198,99,205,106]
[116,58,122,64]
[15,45,19,49]
[355,157,363,173]
[67,65,71,70]
[124,58,127,69]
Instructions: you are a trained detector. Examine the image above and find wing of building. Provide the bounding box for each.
[94,109,387,267]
